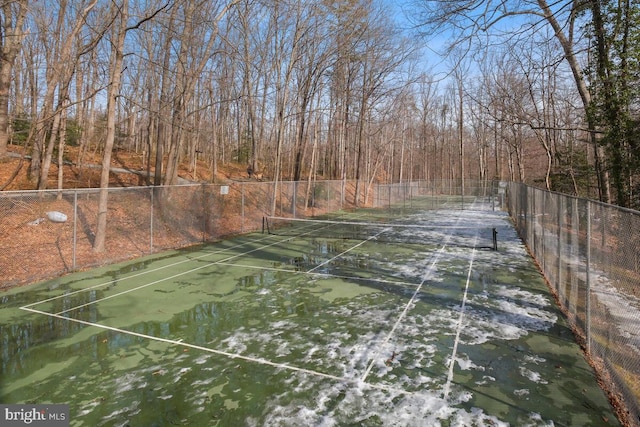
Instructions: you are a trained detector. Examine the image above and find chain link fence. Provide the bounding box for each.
[1,179,505,289]
[0,180,353,289]
[3,178,636,423]
[506,182,640,427]
[373,179,501,209]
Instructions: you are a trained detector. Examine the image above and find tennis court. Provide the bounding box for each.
[0,196,620,426]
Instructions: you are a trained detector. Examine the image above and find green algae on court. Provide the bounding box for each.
[0,206,621,426]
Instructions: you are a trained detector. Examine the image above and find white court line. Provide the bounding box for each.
[211,261,420,288]
[20,305,414,397]
[443,240,478,399]
[359,238,451,382]
[306,227,391,273]
[360,198,481,383]
[20,232,280,310]
[44,226,329,316]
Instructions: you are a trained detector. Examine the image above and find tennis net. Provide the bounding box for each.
[263,216,498,250]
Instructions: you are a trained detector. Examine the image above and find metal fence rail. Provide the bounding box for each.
[506,182,640,427]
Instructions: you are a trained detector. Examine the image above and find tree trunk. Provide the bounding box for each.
[94,0,128,253]
[0,0,28,160]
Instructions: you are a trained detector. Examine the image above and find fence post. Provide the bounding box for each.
[73,190,78,270]
[586,200,591,353]
[202,183,207,242]
[557,195,563,298]
[293,181,297,218]
[241,183,245,233]
[150,187,154,252]
[410,181,414,208]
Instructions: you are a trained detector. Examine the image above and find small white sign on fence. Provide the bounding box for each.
[220,185,229,195]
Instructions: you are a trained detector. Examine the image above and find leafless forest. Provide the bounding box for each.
[1,0,638,214]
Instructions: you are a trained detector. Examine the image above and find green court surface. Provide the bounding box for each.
[0,199,620,426]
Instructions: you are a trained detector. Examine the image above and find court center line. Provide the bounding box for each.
[306,227,391,274]
[359,239,450,383]
[443,240,478,399]
[20,305,414,397]
[360,198,482,383]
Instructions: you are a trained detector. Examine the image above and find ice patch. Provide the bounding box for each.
[275,341,290,357]
[174,367,191,383]
[77,400,101,417]
[521,412,556,427]
[100,400,140,423]
[524,354,546,364]
[476,375,495,385]
[114,373,140,394]
[192,377,215,387]
[450,407,509,427]
[258,371,510,427]
[451,354,484,371]
[519,367,548,384]
[221,334,248,353]
[495,285,551,308]
[194,354,210,364]
[494,299,556,331]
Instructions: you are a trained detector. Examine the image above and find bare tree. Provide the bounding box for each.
[0,0,28,160]
[291,3,331,182]
[413,0,611,199]
[94,0,128,253]
[94,0,173,251]
[269,0,305,214]
[28,0,103,189]
[159,0,240,185]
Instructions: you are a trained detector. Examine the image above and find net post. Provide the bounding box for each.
[492,228,498,251]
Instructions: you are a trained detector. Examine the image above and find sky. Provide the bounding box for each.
[381,0,465,83]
